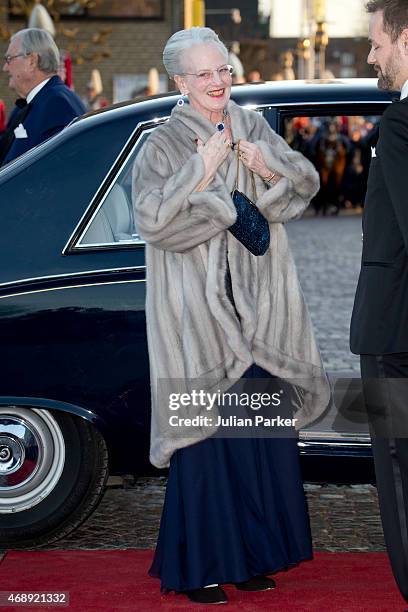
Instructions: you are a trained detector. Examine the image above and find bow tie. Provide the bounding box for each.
[15,98,27,108]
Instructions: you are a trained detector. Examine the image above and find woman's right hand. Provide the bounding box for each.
[195,131,231,191]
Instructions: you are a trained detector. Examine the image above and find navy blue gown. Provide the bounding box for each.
[149,363,313,592]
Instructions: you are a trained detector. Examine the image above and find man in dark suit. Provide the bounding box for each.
[0,28,85,166]
[350,0,408,602]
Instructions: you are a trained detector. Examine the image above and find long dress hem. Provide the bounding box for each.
[150,554,313,594]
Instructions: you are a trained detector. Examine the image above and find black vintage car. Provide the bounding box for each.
[0,79,392,548]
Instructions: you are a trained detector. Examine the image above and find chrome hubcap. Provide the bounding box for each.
[0,436,24,474]
[0,408,65,513]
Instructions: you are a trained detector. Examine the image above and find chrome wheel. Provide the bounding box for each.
[0,408,108,548]
[0,407,65,513]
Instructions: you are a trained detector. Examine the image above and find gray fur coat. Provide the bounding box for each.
[133,99,330,469]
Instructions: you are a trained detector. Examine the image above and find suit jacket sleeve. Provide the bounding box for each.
[378,102,408,252]
[30,96,84,146]
[132,138,237,252]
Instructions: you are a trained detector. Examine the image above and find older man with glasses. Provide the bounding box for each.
[0,27,85,166]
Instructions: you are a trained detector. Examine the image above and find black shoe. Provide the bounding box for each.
[235,575,276,591]
[186,586,228,604]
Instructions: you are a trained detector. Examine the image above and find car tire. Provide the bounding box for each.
[0,407,109,548]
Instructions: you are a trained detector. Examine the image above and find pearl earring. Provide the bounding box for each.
[177,93,188,106]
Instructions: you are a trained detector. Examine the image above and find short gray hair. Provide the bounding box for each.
[366,0,408,42]
[163,27,228,78]
[11,28,60,74]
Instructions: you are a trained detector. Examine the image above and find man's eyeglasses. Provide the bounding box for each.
[3,52,30,65]
[181,65,234,83]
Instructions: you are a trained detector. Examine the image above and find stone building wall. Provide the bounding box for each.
[0,0,177,115]
[240,37,373,82]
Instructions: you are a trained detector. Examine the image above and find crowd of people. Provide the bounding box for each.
[285,114,379,214]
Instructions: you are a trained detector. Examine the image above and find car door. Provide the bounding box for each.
[0,101,176,547]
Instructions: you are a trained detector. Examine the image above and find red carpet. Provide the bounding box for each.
[0,550,406,611]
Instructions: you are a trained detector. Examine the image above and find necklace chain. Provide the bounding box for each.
[222,110,237,150]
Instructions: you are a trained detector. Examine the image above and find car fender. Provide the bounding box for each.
[0,396,106,436]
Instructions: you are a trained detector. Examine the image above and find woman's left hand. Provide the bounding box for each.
[238,140,272,180]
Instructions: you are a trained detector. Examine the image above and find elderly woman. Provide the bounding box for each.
[133,27,330,605]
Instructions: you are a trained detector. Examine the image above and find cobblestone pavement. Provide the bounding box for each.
[33,215,385,555]
[286,214,362,373]
[42,479,384,553]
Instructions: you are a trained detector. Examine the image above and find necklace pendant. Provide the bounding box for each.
[216,109,229,131]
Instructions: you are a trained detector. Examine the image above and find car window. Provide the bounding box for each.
[78,128,153,247]
[283,114,380,214]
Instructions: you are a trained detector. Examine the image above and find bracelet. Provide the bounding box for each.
[264,171,280,185]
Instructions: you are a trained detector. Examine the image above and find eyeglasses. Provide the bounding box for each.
[3,52,30,65]
[181,65,233,83]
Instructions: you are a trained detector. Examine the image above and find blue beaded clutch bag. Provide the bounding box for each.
[229,143,270,256]
[230,189,270,256]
